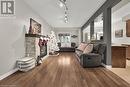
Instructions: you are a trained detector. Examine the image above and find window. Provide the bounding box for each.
[58,33,71,43]
[94,13,103,40]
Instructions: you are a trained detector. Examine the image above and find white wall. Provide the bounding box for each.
[53,28,80,46]
[112,2,130,44]
[112,20,130,44]
[0,0,52,76]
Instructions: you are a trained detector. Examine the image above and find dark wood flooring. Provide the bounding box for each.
[0,52,130,87]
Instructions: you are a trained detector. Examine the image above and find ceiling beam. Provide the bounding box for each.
[81,0,121,30]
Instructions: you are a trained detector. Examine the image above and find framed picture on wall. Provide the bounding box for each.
[115,29,123,38]
[28,18,41,34]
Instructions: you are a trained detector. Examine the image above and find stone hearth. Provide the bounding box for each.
[25,34,47,59]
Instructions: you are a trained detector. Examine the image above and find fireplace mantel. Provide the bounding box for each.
[25,34,44,38]
[25,34,47,60]
[25,35,40,59]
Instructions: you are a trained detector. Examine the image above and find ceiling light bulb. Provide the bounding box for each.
[65,15,67,18]
[65,14,67,17]
[64,17,68,23]
[64,20,68,23]
[59,2,64,7]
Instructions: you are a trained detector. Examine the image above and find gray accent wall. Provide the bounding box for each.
[90,21,94,39]
[81,0,121,30]
[81,0,121,65]
[103,8,112,65]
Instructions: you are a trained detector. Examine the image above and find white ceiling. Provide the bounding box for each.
[24,0,106,28]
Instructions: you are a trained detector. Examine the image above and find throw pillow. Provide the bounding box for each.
[77,43,88,51]
[83,44,93,54]
[77,43,82,49]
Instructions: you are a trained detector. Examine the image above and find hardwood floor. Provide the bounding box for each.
[110,60,130,84]
[0,52,130,87]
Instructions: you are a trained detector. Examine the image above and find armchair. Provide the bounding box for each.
[80,53,102,67]
[75,43,106,68]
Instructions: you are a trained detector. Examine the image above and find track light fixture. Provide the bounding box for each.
[59,0,69,23]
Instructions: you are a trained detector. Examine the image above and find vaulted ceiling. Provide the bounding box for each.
[24,0,106,28]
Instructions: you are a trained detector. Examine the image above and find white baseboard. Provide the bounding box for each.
[101,63,112,69]
[42,55,49,61]
[0,68,18,80]
[0,55,49,81]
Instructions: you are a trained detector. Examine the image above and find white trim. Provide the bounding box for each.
[0,68,18,80]
[101,63,112,69]
[42,55,49,61]
[0,55,49,81]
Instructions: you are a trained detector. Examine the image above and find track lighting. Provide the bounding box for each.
[59,0,69,23]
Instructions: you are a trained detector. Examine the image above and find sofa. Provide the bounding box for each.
[75,43,106,68]
[58,42,76,52]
